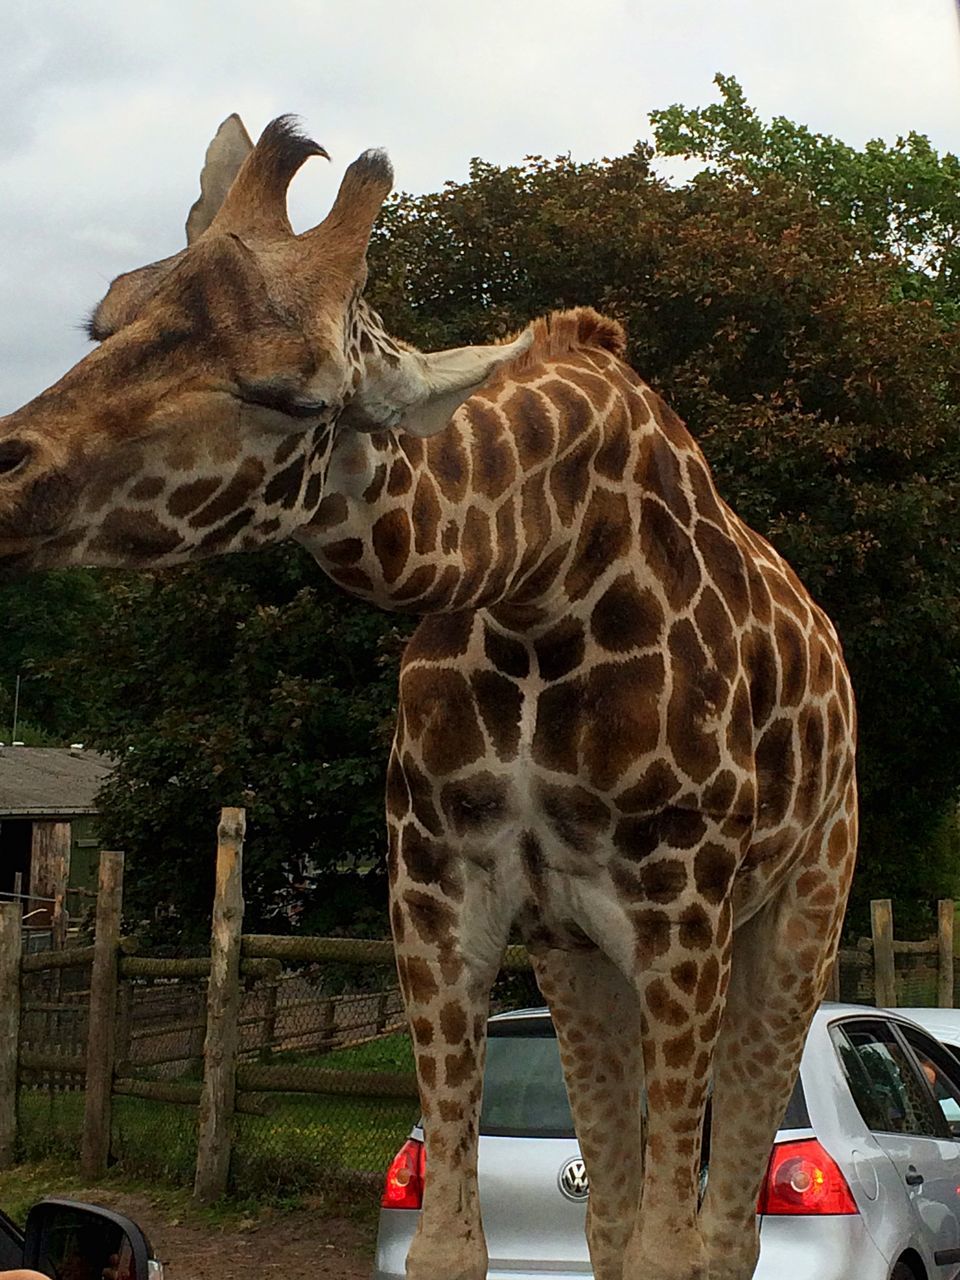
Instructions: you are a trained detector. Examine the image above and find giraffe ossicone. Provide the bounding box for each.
[0,115,857,1280]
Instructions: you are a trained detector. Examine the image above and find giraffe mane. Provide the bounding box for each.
[504,306,628,372]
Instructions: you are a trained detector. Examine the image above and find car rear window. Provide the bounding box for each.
[478,1016,809,1140]
[481,1019,575,1137]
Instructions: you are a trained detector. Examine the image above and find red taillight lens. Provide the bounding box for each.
[758,1138,858,1216]
[382,1138,426,1210]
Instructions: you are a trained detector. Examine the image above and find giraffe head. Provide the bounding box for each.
[0,114,529,575]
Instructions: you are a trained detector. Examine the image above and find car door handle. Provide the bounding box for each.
[904,1166,924,1187]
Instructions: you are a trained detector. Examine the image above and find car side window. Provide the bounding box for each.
[831,1020,943,1138]
[899,1026,960,1137]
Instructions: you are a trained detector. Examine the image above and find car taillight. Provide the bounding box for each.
[382,1138,426,1210]
[758,1138,858,1216]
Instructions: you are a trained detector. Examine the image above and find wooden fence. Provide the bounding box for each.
[1,812,429,1197]
[827,896,956,1008]
[1,810,956,1197]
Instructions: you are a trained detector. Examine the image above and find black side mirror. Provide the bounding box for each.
[22,1199,160,1280]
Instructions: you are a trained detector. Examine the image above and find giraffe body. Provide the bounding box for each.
[301,310,857,1280]
[0,118,857,1280]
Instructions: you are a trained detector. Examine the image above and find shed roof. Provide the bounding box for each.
[0,747,113,817]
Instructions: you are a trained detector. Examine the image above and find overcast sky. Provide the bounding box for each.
[2,0,959,412]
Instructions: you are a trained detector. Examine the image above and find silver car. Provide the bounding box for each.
[375,1003,960,1280]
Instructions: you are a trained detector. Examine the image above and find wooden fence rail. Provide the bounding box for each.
[863,897,955,1009]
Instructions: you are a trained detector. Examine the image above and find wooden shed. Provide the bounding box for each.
[0,746,112,931]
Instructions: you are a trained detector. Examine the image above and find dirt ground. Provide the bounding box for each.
[72,1189,376,1279]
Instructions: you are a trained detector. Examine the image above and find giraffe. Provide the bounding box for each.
[0,117,857,1280]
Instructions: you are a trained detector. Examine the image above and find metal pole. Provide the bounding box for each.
[11,674,20,742]
[0,901,22,1168]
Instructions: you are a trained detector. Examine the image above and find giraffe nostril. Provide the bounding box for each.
[0,439,32,478]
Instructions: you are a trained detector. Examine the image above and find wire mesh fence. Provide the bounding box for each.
[13,941,541,1198]
[20,961,90,1072]
[17,958,91,1162]
[120,958,417,1194]
[835,945,952,1009]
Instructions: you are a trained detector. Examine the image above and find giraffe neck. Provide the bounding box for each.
[296,408,528,615]
[295,341,691,625]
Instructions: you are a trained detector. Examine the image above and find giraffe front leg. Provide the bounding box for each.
[532,948,643,1280]
[397,937,495,1280]
[622,902,733,1280]
[700,810,857,1280]
[390,835,504,1280]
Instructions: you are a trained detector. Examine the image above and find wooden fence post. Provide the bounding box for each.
[0,902,22,1168]
[938,899,955,1008]
[194,808,245,1205]
[81,851,124,1179]
[871,898,897,1008]
[29,821,71,928]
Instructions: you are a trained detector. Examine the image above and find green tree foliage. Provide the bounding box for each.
[651,73,960,313]
[16,87,960,938]
[0,570,104,739]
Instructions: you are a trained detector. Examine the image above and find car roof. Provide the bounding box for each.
[892,1007,960,1042]
[489,1001,942,1031]
[489,1006,551,1023]
[810,1001,894,1026]
[812,1002,958,1034]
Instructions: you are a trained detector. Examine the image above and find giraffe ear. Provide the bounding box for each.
[347,329,535,437]
[185,113,255,244]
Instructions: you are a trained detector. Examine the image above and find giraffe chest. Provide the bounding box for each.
[392,591,854,953]
[397,599,742,806]
[395,643,733,853]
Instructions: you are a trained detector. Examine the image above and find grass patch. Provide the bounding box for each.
[233,1093,416,1192]
[14,1031,418,1203]
[16,1077,417,1203]
[0,1157,85,1223]
[278,1031,414,1074]
[0,1155,347,1231]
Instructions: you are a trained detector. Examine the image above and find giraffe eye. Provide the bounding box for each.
[0,439,32,477]
[235,382,328,420]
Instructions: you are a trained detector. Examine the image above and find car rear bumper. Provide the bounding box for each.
[375,1267,590,1280]
[376,1212,892,1280]
[373,1210,591,1279]
[756,1214,891,1280]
